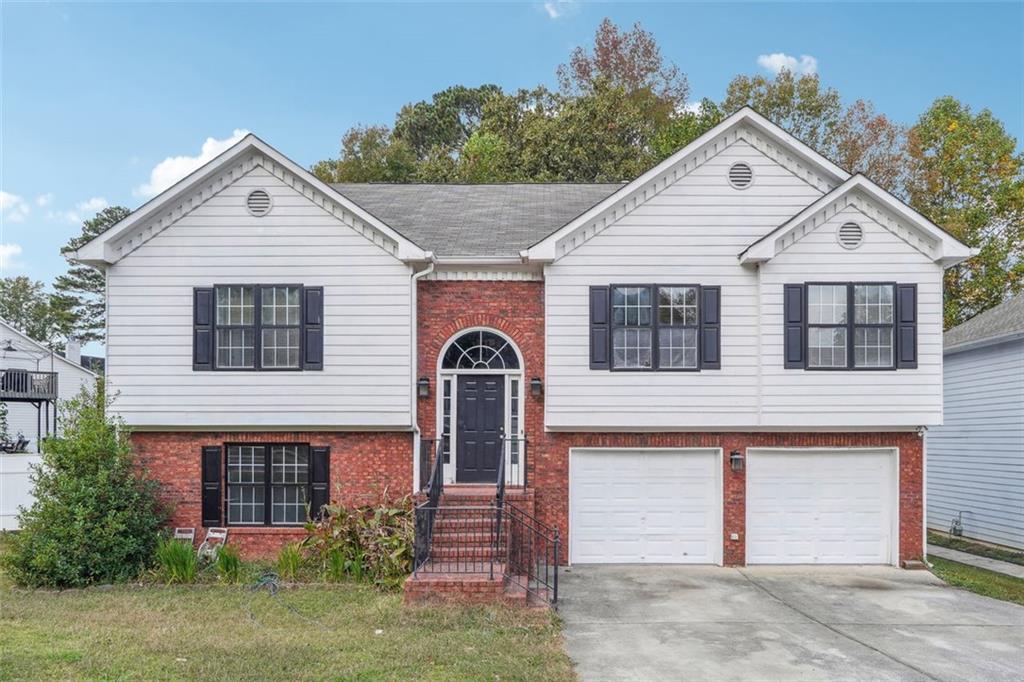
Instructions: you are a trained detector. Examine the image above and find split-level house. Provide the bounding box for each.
[74,108,973,574]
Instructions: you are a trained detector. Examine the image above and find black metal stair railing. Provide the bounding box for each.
[413,439,445,572]
[504,502,560,607]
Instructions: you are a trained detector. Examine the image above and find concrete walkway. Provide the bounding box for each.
[560,565,1024,682]
[928,544,1024,579]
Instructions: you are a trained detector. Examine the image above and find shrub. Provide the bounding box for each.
[277,542,302,581]
[215,544,243,584]
[156,537,198,584]
[2,381,167,588]
[302,490,413,588]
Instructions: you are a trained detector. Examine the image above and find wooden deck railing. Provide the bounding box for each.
[0,370,58,401]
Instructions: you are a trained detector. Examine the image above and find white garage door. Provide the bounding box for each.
[747,449,896,565]
[570,449,720,564]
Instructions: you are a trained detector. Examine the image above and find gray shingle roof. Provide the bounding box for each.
[331,183,622,257]
[945,295,1024,352]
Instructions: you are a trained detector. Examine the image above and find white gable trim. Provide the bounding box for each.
[738,175,977,267]
[525,107,850,262]
[72,135,426,266]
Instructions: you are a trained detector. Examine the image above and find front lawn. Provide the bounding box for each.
[929,556,1024,607]
[1,575,574,681]
[928,530,1024,566]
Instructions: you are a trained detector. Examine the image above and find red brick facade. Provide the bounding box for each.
[132,431,412,558]
[133,278,925,565]
[415,280,924,566]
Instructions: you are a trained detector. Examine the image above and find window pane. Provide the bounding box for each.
[227,445,265,483]
[612,286,651,326]
[658,286,698,326]
[227,485,265,524]
[262,328,300,368]
[217,328,255,368]
[808,285,847,324]
[658,328,698,368]
[442,378,452,463]
[271,445,309,484]
[807,327,847,368]
[612,327,652,369]
[509,378,520,463]
[216,286,254,326]
[854,285,894,324]
[854,327,893,368]
[261,286,301,326]
[272,485,308,524]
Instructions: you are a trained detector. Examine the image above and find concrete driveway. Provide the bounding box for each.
[559,565,1024,681]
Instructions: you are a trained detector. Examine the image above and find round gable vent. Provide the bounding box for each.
[728,162,753,189]
[246,189,272,217]
[838,221,864,249]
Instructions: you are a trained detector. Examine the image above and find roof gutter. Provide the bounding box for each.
[944,330,1024,356]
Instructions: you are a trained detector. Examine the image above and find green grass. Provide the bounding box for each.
[929,556,1024,606]
[928,530,1024,566]
[0,537,574,681]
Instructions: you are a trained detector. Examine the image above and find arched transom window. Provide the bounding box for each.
[442,330,520,370]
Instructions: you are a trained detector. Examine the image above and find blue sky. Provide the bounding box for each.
[2,1,1022,289]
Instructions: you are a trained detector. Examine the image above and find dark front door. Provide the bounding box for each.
[456,375,504,483]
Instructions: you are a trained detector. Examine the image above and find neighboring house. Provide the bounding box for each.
[72,107,974,572]
[0,318,97,451]
[927,296,1024,549]
[1,319,97,530]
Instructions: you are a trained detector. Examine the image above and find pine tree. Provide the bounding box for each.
[54,206,130,343]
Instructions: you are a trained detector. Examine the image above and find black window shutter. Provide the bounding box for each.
[700,286,721,369]
[309,446,331,520]
[896,284,918,369]
[303,286,324,370]
[589,286,611,370]
[201,445,222,527]
[783,284,806,369]
[193,288,215,370]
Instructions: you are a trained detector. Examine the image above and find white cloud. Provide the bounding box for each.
[757,52,818,76]
[35,193,54,207]
[0,243,24,272]
[541,1,578,19]
[47,197,110,225]
[135,129,250,198]
[0,191,31,223]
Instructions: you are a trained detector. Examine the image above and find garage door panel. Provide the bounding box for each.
[570,449,720,564]
[747,449,895,565]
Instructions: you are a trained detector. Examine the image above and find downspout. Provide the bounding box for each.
[921,425,931,567]
[410,253,436,492]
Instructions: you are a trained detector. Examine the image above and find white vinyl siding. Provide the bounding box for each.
[104,166,413,429]
[545,137,945,430]
[759,206,942,426]
[927,340,1024,549]
[545,138,824,429]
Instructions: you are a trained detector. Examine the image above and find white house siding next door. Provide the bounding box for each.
[569,449,721,564]
[746,449,897,565]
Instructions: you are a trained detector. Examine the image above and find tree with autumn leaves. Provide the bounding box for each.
[314,18,1022,328]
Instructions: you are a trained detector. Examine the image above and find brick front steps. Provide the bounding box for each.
[403,486,540,606]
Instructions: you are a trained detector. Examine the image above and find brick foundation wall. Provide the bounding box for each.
[416,279,924,567]
[132,431,413,558]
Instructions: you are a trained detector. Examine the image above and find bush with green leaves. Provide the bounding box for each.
[155,537,198,584]
[215,543,243,584]
[0,400,9,443]
[1,381,167,587]
[301,490,413,588]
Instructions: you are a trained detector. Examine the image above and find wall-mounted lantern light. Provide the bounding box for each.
[417,377,430,398]
[729,450,745,472]
[530,377,543,397]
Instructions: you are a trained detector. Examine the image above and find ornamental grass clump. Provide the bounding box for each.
[215,543,243,584]
[2,381,167,588]
[156,537,198,584]
[277,543,303,581]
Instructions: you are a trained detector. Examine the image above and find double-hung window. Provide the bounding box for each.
[804,283,896,370]
[194,283,322,372]
[226,444,310,526]
[599,284,719,371]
